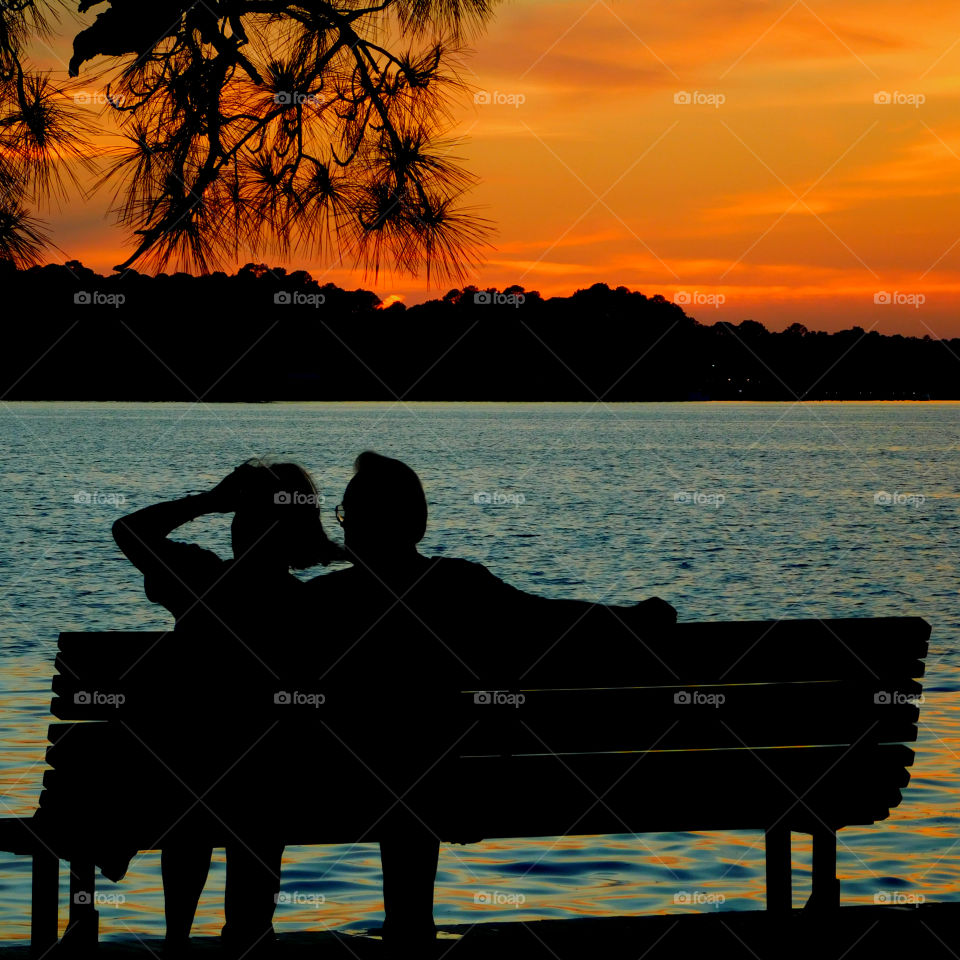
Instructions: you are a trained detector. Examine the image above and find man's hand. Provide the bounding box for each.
[629,596,677,626]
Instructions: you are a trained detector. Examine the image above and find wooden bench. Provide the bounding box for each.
[0,616,929,953]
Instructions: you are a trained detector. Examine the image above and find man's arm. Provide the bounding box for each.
[465,562,676,685]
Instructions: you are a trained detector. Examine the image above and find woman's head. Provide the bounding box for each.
[230,459,343,569]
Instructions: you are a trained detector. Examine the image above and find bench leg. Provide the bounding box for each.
[30,849,59,957]
[765,825,791,912]
[61,859,99,952]
[807,827,840,910]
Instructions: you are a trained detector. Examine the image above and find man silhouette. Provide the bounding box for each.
[306,451,676,956]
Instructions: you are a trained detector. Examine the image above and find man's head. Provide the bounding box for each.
[340,451,427,562]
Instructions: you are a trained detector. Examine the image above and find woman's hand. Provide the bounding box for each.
[207,463,257,513]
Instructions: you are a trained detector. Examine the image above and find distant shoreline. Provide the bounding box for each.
[4,265,958,401]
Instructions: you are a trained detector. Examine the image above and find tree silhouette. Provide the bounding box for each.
[1,1,495,278]
[66,0,496,279]
[1,265,952,400]
[0,2,98,266]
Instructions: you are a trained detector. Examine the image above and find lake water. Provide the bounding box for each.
[0,401,958,941]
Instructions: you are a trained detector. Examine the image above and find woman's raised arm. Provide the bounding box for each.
[112,466,251,574]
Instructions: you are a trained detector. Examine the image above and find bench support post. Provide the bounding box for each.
[764,825,791,912]
[807,827,840,910]
[61,859,98,952]
[30,849,59,957]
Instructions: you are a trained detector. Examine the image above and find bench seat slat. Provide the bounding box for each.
[36,742,914,847]
[49,678,923,751]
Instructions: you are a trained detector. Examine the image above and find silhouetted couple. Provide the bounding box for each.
[110,452,676,958]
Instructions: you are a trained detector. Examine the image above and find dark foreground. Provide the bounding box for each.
[1,906,958,959]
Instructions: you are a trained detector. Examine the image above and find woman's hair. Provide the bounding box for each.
[348,451,427,546]
[237,459,343,569]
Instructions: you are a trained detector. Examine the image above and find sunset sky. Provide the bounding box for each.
[27,0,960,335]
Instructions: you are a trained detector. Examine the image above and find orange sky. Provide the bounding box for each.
[27,0,960,335]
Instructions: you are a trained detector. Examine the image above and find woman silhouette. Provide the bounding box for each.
[111,459,343,957]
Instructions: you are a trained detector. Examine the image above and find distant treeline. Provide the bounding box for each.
[0,260,955,400]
